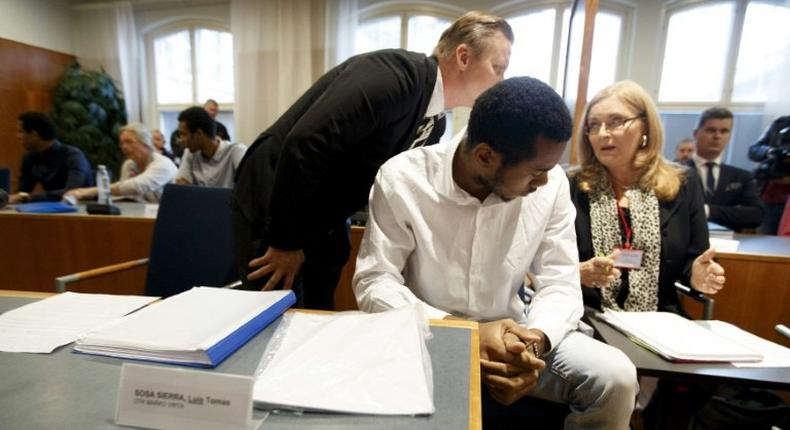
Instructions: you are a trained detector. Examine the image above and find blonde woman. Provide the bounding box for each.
[568,81,725,314]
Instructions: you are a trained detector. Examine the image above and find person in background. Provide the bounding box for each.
[9,111,92,203]
[175,107,247,188]
[354,77,638,428]
[65,123,177,203]
[151,129,176,163]
[203,99,231,141]
[683,107,763,231]
[568,81,725,315]
[674,138,694,162]
[233,11,514,310]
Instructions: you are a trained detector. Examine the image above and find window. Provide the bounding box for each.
[732,2,790,102]
[658,3,734,102]
[355,12,452,55]
[659,0,790,104]
[150,25,235,141]
[505,5,625,96]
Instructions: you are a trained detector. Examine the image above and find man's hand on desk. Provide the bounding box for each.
[247,246,305,291]
[479,320,547,405]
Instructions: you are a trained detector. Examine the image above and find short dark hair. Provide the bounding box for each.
[696,107,733,130]
[467,77,572,166]
[178,106,217,138]
[18,112,56,140]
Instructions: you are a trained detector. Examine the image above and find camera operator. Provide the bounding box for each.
[749,116,790,235]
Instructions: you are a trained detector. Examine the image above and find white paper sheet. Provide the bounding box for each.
[709,237,740,253]
[0,292,157,353]
[696,321,790,368]
[253,305,434,415]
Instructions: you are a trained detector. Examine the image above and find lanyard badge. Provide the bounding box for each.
[613,202,644,269]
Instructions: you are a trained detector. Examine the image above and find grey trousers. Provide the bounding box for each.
[529,331,639,430]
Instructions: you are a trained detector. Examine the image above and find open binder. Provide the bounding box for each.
[75,287,295,367]
[598,311,763,363]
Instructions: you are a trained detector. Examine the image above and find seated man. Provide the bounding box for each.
[674,138,695,162]
[151,129,176,163]
[203,99,231,141]
[175,107,247,188]
[65,123,177,203]
[687,107,764,231]
[354,77,637,428]
[10,111,92,203]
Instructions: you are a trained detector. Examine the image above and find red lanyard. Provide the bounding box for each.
[616,203,633,249]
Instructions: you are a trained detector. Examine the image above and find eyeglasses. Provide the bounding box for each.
[585,115,644,136]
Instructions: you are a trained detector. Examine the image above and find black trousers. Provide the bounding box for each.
[232,202,350,311]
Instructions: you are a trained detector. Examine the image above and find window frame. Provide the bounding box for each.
[656,0,787,110]
[143,20,235,130]
[356,1,464,51]
[494,0,633,92]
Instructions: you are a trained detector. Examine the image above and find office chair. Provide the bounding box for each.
[55,184,238,297]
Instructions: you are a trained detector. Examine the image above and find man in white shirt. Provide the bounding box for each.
[175,107,247,188]
[354,77,637,428]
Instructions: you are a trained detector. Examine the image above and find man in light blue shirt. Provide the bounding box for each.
[176,106,247,188]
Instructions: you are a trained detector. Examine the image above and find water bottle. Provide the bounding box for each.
[96,165,111,205]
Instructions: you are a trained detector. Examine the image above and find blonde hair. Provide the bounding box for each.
[573,80,686,201]
[433,11,513,60]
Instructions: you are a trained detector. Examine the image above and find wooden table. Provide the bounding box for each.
[0,203,155,295]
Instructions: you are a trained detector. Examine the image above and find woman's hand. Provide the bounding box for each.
[691,247,726,294]
[580,250,621,288]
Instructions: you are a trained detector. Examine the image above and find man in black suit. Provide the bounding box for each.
[687,107,764,231]
[233,11,514,309]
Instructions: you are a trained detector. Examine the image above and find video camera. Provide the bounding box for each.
[749,116,790,182]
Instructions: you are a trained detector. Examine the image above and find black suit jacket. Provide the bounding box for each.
[233,50,439,251]
[684,159,764,231]
[569,171,710,311]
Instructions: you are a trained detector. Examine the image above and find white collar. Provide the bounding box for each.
[692,153,723,167]
[424,67,445,117]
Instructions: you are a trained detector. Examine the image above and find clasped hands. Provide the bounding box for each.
[479,319,546,406]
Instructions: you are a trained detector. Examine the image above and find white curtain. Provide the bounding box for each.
[325,0,358,69]
[231,0,319,145]
[72,1,141,123]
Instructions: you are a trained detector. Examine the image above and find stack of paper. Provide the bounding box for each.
[707,221,735,239]
[0,292,157,353]
[75,287,295,367]
[599,311,763,362]
[253,305,434,415]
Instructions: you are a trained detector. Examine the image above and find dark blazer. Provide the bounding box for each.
[684,159,764,231]
[19,140,93,201]
[233,49,439,251]
[569,170,710,311]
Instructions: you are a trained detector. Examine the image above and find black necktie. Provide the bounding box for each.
[705,161,716,201]
[410,113,445,149]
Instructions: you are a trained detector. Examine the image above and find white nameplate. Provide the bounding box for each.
[116,363,258,430]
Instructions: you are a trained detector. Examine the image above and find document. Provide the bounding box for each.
[697,321,790,368]
[0,292,157,353]
[75,287,295,368]
[253,304,435,415]
[599,311,763,362]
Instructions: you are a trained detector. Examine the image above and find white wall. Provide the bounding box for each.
[0,0,74,54]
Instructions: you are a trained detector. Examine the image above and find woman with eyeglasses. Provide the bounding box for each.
[568,80,725,314]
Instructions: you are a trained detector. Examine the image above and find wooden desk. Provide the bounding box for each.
[685,234,790,346]
[0,203,154,295]
[0,291,481,430]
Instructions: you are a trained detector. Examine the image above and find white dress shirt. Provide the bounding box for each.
[354,130,583,351]
[118,152,177,203]
[692,152,723,191]
[176,140,248,188]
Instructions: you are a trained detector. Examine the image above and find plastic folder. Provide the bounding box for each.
[15,202,78,213]
[75,288,296,368]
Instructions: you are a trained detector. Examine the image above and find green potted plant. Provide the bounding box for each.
[51,62,127,179]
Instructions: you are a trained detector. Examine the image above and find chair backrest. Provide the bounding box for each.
[145,184,236,297]
[0,167,10,192]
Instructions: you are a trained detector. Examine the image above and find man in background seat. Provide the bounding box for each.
[9,111,92,203]
[175,106,247,188]
[686,107,764,231]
